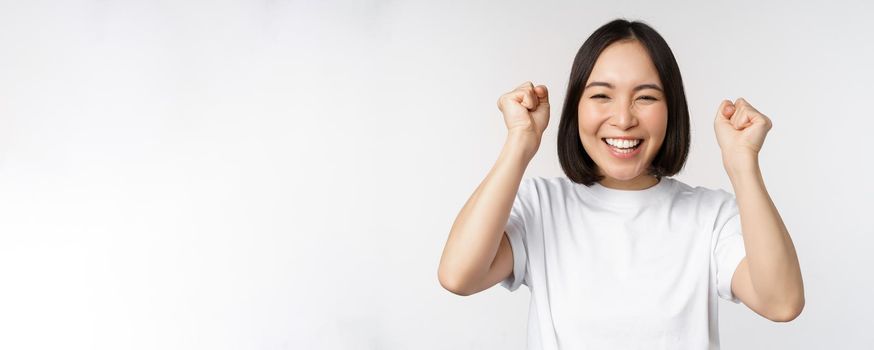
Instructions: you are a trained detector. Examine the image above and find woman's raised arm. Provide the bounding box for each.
[437,82,549,296]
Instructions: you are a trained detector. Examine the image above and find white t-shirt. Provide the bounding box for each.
[501,176,746,350]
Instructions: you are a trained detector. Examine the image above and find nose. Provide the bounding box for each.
[609,100,639,130]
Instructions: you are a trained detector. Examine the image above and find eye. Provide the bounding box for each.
[638,96,658,101]
[591,94,609,99]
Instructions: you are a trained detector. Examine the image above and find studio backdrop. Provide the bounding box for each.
[0,0,871,349]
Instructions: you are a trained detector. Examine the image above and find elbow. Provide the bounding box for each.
[443,284,473,297]
[767,297,805,323]
[439,275,471,296]
[438,267,473,297]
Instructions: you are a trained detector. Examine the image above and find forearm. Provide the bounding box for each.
[438,132,534,291]
[725,154,805,310]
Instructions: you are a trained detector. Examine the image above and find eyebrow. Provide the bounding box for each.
[584,81,663,93]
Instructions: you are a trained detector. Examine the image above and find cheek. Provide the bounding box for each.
[640,106,669,149]
[577,104,608,133]
[636,103,667,117]
[638,105,668,127]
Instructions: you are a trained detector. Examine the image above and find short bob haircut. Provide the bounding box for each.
[557,19,690,186]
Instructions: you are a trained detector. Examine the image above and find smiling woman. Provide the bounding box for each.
[577,40,668,189]
[439,17,803,350]
[557,20,690,190]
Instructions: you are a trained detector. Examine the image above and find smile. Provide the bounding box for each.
[602,138,643,159]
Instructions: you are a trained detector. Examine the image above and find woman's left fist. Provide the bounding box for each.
[714,97,773,159]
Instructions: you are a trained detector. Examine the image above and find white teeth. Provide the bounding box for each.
[613,147,634,154]
[605,138,641,149]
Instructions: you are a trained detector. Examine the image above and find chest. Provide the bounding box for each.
[537,209,711,339]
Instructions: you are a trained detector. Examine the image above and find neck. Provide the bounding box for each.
[598,174,660,191]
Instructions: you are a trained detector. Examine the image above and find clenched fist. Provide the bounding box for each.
[497,81,550,157]
[714,97,773,172]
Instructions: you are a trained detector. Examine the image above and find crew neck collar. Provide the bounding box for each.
[577,176,674,209]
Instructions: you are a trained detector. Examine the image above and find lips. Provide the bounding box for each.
[601,138,643,149]
[602,138,644,159]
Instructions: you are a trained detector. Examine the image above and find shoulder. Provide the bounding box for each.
[667,177,735,205]
[668,179,740,231]
[520,176,577,195]
[512,176,577,205]
[523,175,564,186]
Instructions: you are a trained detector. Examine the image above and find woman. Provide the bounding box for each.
[437,19,804,349]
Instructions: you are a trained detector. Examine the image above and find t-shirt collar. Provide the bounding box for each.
[579,176,674,209]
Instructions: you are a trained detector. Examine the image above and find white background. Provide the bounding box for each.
[1,0,872,349]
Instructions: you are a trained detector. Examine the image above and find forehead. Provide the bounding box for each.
[586,40,661,88]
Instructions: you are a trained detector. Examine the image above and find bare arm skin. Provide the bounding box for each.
[438,82,550,296]
[715,98,805,322]
[438,134,532,296]
[727,154,804,322]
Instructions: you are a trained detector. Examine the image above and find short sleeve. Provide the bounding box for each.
[712,191,747,304]
[499,178,537,292]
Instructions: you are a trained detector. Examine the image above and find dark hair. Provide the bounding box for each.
[557,18,690,186]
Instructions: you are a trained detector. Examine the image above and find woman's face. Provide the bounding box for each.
[578,39,668,190]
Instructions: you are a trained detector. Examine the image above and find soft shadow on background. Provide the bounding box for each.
[0,0,871,349]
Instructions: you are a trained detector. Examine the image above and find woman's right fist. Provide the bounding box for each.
[497,81,550,138]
